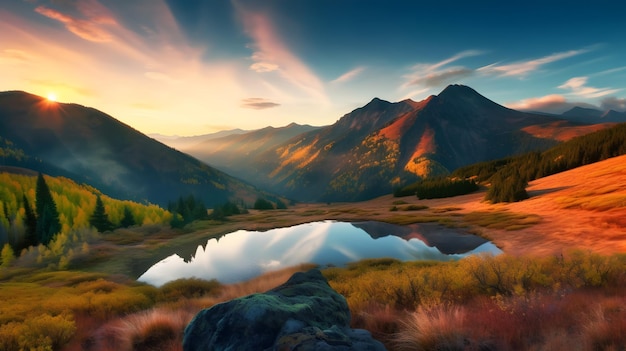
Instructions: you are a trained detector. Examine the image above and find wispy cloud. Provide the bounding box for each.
[478,50,587,77]
[331,66,366,84]
[34,1,116,43]
[600,96,626,111]
[505,94,598,114]
[237,6,328,103]
[558,76,620,98]
[241,97,280,110]
[405,50,482,88]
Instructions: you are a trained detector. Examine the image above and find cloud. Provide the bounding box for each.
[405,50,482,88]
[478,49,587,77]
[35,2,116,42]
[505,94,598,114]
[237,7,328,103]
[558,76,620,98]
[601,96,626,111]
[331,66,366,84]
[0,49,34,63]
[241,97,280,110]
[410,68,473,87]
[250,62,279,73]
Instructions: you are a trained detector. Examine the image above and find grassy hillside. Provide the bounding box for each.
[0,91,272,207]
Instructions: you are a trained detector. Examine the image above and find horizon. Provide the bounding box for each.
[2,1,626,136]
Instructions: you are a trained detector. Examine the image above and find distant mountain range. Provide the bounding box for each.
[560,106,626,124]
[0,91,273,207]
[169,85,615,202]
[2,86,619,206]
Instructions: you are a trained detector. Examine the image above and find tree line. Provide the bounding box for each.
[452,123,626,203]
[394,177,479,199]
[0,172,170,254]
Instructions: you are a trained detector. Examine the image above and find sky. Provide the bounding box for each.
[2,0,626,136]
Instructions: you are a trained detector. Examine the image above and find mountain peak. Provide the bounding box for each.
[562,106,603,118]
[437,84,480,98]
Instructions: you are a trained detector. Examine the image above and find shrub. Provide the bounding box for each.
[157,278,222,302]
[394,305,467,351]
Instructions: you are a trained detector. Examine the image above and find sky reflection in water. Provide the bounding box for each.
[138,221,501,286]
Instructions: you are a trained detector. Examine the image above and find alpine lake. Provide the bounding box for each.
[139,220,501,286]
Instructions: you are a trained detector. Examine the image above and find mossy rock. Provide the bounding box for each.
[183,269,385,350]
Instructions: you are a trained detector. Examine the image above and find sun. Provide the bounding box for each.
[47,92,57,102]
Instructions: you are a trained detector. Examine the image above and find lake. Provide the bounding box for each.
[138,220,501,286]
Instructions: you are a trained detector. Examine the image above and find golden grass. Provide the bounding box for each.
[464,210,542,231]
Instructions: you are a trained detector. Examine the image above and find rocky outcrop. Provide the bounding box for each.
[183,269,386,350]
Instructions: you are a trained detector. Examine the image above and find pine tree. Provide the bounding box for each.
[120,206,136,228]
[35,173,61,245]
[89,195,113,232]
[22,194,38,248]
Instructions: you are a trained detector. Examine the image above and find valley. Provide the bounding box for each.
[1,86,625,350]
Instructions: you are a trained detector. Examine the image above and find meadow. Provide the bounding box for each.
[1,157,625,350]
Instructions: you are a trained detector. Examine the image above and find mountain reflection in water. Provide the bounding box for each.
[138,221,501,286]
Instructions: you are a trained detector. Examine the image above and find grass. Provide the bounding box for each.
[2,251,626,350]
[324,253,626,350]
[464,210,541,231]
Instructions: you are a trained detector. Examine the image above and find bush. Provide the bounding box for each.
[157,278,222,302]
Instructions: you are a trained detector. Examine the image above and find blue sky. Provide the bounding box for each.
[2,0,625,135]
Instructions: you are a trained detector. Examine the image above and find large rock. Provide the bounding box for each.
[183,269,386,350]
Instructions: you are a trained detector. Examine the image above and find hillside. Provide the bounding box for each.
[186,85,611,202]
[0,91,270,207]
[177,123,321,179]
[385,155,626,256]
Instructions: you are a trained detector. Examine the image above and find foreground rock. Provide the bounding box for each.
[183,269,386,350]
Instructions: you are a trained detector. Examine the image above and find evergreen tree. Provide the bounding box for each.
[89,195,113,232]
[120,206,136,228]
[253,198,274,210]
[22,194,37,248]
[35,173,61,245]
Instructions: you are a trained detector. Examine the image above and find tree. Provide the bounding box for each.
[1,243,15,267]
[120,206,136,228]
[253,198,274,210]
[485,168,528,203]
[89,195,113,232]
[22,194,37,248]
[35,173,61,245]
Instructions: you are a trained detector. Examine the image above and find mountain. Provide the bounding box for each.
[561,106,626,124]
[0,91,271,207]
[175,123,322,179]
[150,129,249,151]
[184,85,613,202]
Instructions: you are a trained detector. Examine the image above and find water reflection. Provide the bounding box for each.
[138,221,501,286]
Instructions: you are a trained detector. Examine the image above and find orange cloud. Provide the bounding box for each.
[558,77,620,98]
[35,3,116,42]
[331,66,366,84]
[505,94,598,114]
[237,7,328,104]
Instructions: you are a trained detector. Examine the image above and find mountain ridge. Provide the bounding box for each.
[178,84,611,202]
[0,91,273,207]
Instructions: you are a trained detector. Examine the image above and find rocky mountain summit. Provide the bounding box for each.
[183,269,386,350]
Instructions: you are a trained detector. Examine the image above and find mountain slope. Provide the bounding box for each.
[180,123,321,179]
[0,91,269,207]
[191,85,602,202]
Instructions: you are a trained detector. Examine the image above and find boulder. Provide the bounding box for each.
[183,269,386,350]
